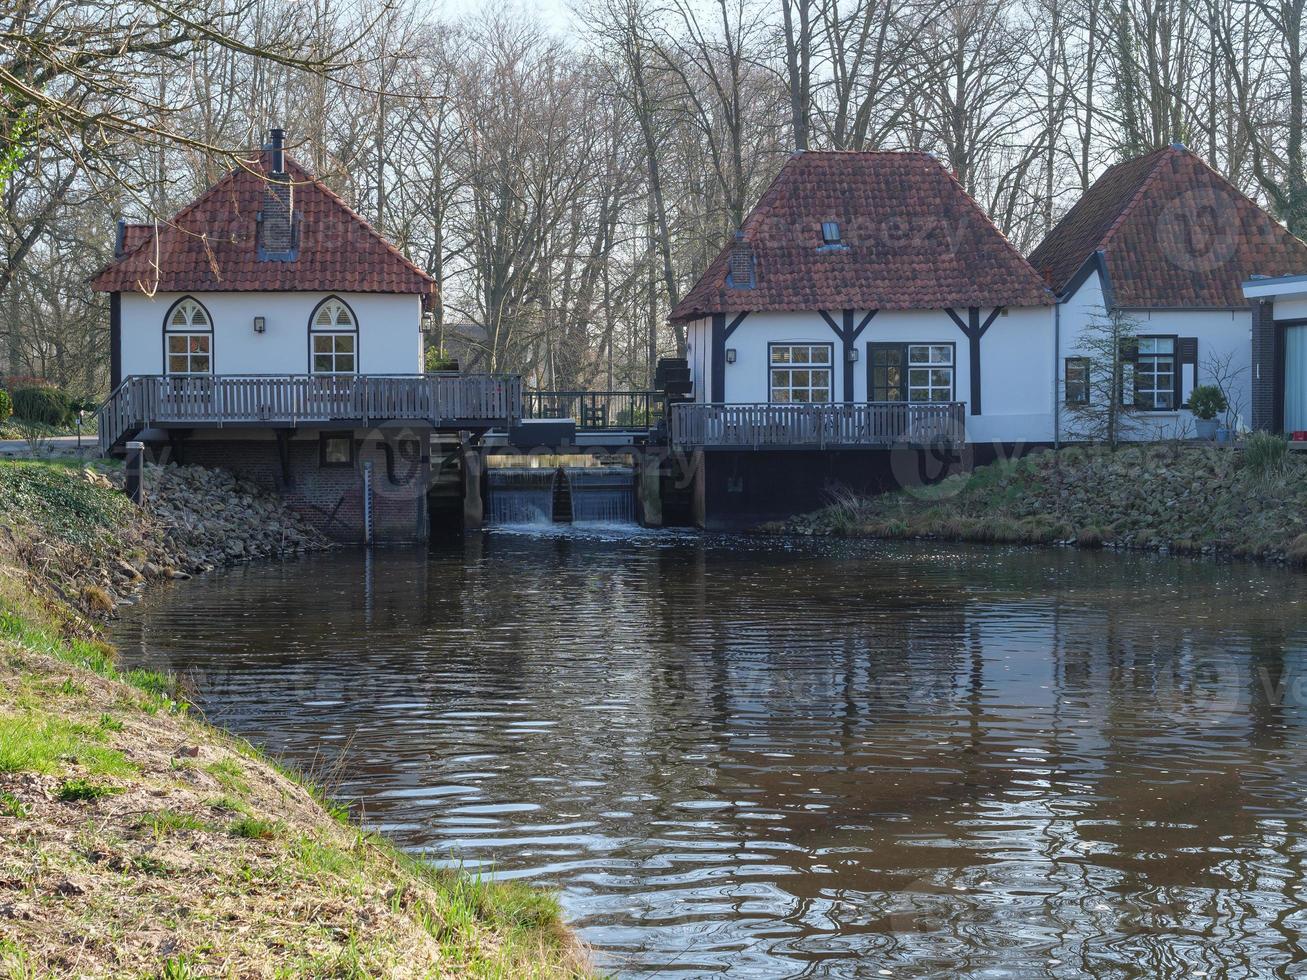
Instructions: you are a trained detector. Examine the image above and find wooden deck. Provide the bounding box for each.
[98,374,522,453]
[670,401,966,449]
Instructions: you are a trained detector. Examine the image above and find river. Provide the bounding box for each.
[111,528,1307,977]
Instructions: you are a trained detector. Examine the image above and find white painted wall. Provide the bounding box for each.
[1057,270,1253,439]
[1272,296,1307,321]
[702,306,1056,443]
[120,290,423,377]
[684,316,711,404]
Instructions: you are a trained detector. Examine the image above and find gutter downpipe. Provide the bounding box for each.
[1053,298,1061,449]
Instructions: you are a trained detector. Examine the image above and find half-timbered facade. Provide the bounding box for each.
[669,151,1057,450]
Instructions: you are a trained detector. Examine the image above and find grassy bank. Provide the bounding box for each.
[0,460,589,977]
[777,441,1307,566]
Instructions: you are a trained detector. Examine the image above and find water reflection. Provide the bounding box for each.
[112,533,1307,977]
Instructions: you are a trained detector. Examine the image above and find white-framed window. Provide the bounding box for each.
[907,344,954,402]
[867,342,955,401]
[769,343,832,402]
[309,297,358,374]
[1134,336,1176,410]
[164,297,212,375]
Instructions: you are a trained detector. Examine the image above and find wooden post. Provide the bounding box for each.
[125,440,145,506]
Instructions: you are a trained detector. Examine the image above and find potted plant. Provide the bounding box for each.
[1189,384,1227,440]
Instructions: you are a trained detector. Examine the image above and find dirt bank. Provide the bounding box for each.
[0,459,589,977]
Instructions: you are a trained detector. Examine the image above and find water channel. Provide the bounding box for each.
[111,528,1307,977]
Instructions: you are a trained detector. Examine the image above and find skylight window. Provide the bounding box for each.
[821,221,841,244]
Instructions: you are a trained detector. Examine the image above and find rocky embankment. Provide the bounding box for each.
[97,461,330,572]
[776,443,1307,567]
[6,461,331,616]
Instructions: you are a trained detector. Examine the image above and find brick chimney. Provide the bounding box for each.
[727,232,754,289]
[259,127,296,259]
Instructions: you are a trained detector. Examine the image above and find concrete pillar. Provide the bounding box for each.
[462,444,484,530]
[690,448,706,529]
[125,440,145,506]
[417,447,432,541]
[639,450,663,527]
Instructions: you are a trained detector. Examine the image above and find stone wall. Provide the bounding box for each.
[158,429,431,543]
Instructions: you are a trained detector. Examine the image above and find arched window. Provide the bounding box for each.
[309,296,358,374]
[164,297,213,375]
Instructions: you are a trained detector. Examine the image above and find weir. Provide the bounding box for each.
[567,467,636,523]
[485,464,636,525]
[486,469,555,524]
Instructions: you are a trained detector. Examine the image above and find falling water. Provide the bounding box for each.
[566,467,635,523]
[486,468,554,525]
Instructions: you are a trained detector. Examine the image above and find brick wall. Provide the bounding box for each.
[1250,299,1276,432]
[173,429,430,542]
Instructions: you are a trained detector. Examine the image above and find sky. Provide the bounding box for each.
[421,0,581,37]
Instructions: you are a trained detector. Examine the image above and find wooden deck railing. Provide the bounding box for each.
[671,401,966,449]
[97,374,522,454]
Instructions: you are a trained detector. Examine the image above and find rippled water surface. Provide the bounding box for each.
[112,530,1307,977]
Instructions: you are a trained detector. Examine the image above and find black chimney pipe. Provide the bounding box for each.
[269,127,285,175]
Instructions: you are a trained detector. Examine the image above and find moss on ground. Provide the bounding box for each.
[781,443,1307,566]
[0,459,590,977]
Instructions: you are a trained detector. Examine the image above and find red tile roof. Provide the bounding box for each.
[118,223,153,255]
[669,151,1053,322]
[1029,145,1307,308]
[93,153,436,305]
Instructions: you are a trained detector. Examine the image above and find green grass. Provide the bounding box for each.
[0,460,132,547]
[0,791,27,819]
[294,835,360,876]
[1243,431,1289,480]
[206,794,253,816]
[0,712,135,778]
[229,816,285,840]
[140,809,211,837]
[0,937,36,980]
[57,777,124,802]
[0,417,97,440]
[206,758,251,795]
[0,610,181,714]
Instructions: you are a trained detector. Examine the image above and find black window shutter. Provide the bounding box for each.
[1177,337,1197,406]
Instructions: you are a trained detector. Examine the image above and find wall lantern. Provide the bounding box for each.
[847,347,859,362]
[725,348,737,363]
[253,316,267,334]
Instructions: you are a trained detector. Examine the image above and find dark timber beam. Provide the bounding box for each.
[821,309,878,403]
[109,293,122,391]
[711,312,749,401]
[945,306,1003,416]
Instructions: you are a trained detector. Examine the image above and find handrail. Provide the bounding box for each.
[96,373,523,454]
[670,401,966,449]
[523,389,662,430]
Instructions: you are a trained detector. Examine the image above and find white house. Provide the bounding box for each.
[95,130,433,387]
[1243,274,1307,435]
[1029,144,1307,441]
[91,130,513,542]
[669,150,1057,447]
